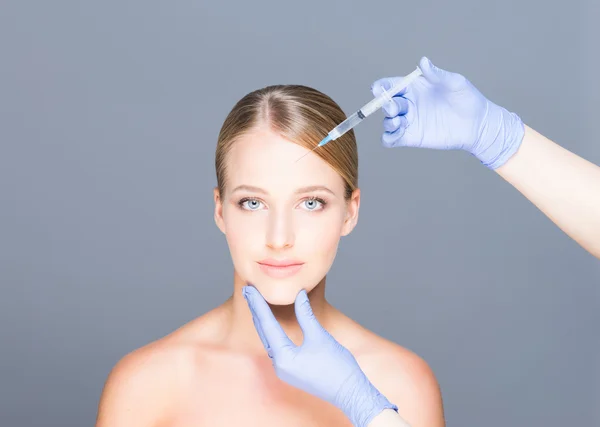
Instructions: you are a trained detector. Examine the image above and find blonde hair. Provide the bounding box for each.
[215,85,358,199]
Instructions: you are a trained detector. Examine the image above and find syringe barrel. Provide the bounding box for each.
[359,95,389,117]
[329,111,363,140]
[362,67,423,117]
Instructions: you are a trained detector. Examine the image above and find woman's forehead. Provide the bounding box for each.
[226,129,345,194]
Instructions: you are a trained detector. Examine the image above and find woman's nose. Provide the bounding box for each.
[265,210,295,250]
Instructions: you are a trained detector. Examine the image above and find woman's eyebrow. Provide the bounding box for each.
[294,185,335,195]
[231,185,267,194]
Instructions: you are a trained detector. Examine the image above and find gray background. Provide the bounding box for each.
[1,1,598,426]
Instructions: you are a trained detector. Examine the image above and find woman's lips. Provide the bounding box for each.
[257,259,304,278]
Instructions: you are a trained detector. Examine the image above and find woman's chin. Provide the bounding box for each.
[252,284,306,306]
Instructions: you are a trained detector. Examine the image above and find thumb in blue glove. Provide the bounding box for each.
[242,285,397,427]
[371,56,525,169]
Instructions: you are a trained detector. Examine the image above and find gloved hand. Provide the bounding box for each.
[242,285,397,427]
[371,56,525,169]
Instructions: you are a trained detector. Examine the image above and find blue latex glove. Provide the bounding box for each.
[371,56,525,169]
[242,285,397,427]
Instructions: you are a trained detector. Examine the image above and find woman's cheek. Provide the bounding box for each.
[223,210,264,253]
[297,211,343,253]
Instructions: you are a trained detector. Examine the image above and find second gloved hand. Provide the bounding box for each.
[242,285,397,427]
[371,56,525,169]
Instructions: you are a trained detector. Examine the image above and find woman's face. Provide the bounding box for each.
[214,127,360,305]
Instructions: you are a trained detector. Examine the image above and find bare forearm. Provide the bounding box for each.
[496,125,600,259]
[368,410,411,427]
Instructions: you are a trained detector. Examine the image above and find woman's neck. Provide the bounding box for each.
[223,271,333,354]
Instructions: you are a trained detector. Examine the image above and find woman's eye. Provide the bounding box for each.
[240,199,263,210]
[300,198,325,211]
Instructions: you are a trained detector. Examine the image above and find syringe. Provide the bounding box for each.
[296,66,423,163]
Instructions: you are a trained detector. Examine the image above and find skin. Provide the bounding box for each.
[496,125,600,260]
[95,126,445,427]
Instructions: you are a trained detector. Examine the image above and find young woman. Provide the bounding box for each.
[95,84,446,427]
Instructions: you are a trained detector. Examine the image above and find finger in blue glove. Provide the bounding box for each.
[242,285,398,427]
[369,56,524,169]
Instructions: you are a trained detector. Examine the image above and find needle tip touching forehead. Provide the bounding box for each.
[294,135,332,163]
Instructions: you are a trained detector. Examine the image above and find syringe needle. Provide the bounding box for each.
[295,135,332,163]
[294,145,319,163]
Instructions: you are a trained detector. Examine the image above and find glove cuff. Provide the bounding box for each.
[359,391,399,427]
[473,101,525,170]
[337,373,399,427]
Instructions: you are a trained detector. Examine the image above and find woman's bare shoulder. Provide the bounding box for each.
[354,333,439,395]
[334,316,445,427]
[95,308,227,426]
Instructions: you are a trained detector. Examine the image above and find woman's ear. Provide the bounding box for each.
[341,188,360,236]
[214,187,226,234]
